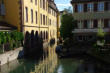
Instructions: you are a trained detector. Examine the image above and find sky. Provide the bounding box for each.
[54,0,72,11]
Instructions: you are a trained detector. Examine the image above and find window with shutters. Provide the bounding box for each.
[87,3,94,12]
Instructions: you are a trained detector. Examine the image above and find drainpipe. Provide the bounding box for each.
[21,0,24,33]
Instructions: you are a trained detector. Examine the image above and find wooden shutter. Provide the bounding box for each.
[93,20,98,28]
[74,4,77,12]
[84,20,87,28]
[104,19,109,28]
[94,3,97,12]
[105,2,108,11]
[84,4,87,12]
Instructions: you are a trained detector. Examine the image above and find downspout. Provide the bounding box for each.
[21,0,24,33]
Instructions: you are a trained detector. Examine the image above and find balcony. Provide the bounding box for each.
[72,28,110,33]
[73,11,110,20]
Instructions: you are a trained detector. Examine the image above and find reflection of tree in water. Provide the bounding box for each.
[54,59,79,73]
[9,60,37,73]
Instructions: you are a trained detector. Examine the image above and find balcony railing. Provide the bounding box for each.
[72,28,110,33]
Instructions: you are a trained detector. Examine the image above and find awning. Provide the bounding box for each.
[0,21,17,31]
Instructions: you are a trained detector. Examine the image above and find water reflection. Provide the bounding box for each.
[0,44,58,73]
[1,44,110,73]
[31,44,58,73]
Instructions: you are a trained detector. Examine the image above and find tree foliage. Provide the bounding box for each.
[0,31,24,53]
[60,8,76,40]
[97,28,105,38]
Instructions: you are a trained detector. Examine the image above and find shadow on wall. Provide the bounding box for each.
[23,30,44,59]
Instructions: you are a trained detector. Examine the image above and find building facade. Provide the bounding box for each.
[0,0,59,41]
[71,0,110,42]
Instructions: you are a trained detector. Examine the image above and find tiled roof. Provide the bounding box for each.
[48,0,58,12]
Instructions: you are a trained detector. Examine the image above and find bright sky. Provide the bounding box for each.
[54,0,72,11]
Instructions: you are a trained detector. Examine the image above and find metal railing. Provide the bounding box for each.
[72,28,110,33]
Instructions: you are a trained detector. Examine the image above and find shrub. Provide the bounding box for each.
[0,31,24,54]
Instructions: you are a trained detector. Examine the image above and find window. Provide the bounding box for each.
[78,4,83,12]
[98,2,104,11]
[31,9,33,23]
[87,3,94,12]
[93,20,98,28]
[44,31,45,40]
[87,20,92,28]
[40,14,42,25]
[25,7,28,22]
[46,16,47,25]
[50,19,51,25]
[78,21,83,28]
[46,31,48,39]
[43,15,45,25]
[36,11,37,24]
[43,0,45,9]
[35,0,37,5]
[109,20,110,27]
[40,31,43,38]
[48,18,49,25]
[78,36,83,41]
[40,0,42,8]
[31,0,33,2]
[104,19,108,28]
[84,20,87,28]
[108,2,110,10]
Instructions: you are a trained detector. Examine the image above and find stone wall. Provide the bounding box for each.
[0,47,23,66]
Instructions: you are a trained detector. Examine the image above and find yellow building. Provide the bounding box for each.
[0,0,59,41]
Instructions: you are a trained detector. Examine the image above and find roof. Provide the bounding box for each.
[48,0,59,12]
[71,0,110,4]
[0,21,17,31]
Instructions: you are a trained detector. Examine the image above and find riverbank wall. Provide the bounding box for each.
[0,47,23,66]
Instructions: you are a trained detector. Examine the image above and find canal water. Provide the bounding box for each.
[0,45,109,73]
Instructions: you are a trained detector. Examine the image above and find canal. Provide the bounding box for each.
[0,45,110,73]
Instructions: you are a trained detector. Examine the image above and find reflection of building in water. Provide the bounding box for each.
[31,45,58,73]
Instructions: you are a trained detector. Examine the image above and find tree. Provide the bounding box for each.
[60,8,76,40]
[97,28,105,46]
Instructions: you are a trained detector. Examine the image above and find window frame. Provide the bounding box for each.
[77,4,84,13]
[98,2,104,12]
[87,3,94,12]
